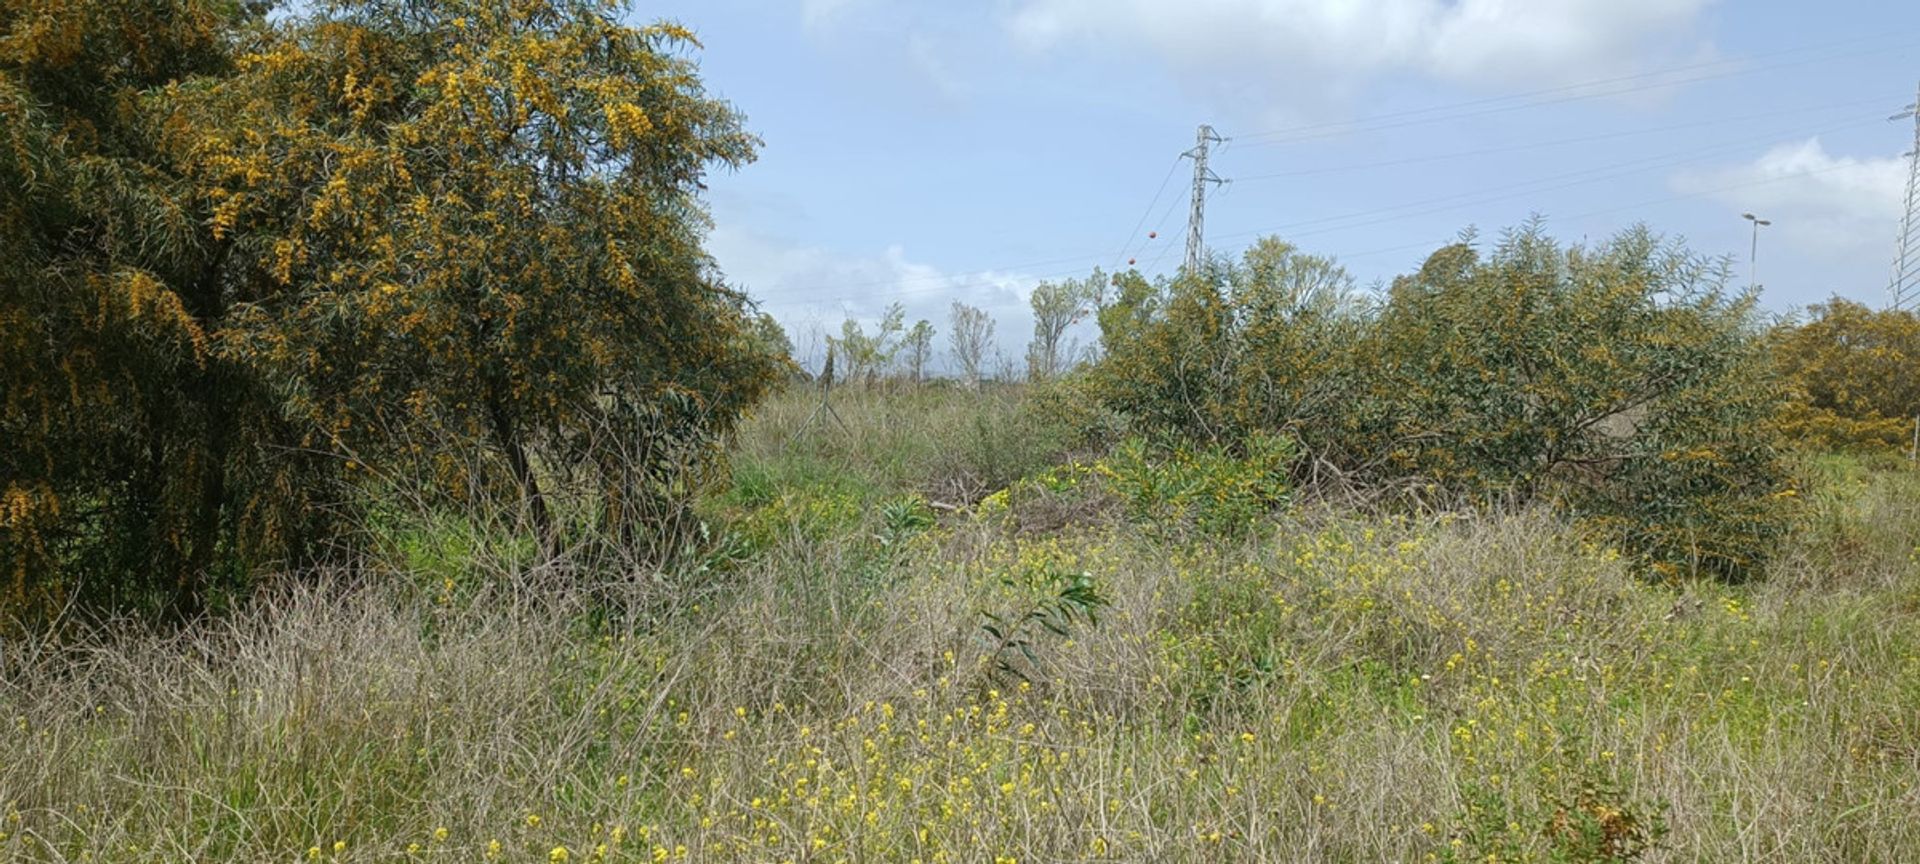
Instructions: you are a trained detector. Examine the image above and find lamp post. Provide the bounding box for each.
[1742,212,1771,292]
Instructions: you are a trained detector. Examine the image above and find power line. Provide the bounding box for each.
[1202,114,1884,249]
[1108,156,1183,270]
[746,53,1907,311]
[1139,176,1190,274]
[741,72,1896,307]
[748,105,1886,305]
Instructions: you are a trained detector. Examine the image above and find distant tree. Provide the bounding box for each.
[1026,271,1101,381]
[949,301,996,389]
[1770,298,1920,450]
[743,311,807,383]
[831,302,906,385]
[904,319,935,383]
[747,312,796,369]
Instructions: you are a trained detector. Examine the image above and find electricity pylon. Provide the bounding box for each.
[1889,82,1920,312]
[1183,124,1225,276]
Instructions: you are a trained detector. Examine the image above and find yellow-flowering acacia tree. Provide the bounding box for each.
[2,0,783,621]
[1,0,286,619]
[164,0,782,550]
[1769,298,1920,451]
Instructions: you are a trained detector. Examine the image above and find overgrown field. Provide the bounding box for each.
[4,386,1919,862]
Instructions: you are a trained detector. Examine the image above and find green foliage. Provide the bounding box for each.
[1368,226,1793,581]
[2,0,783,622]
[931,403,1076,502]
[746,311,797,372]
[1102,433,1294,538]
[1026,270,1100,381]
[1094,238,1362,444]
[1444,760,1668,864]
[1093,224,1793,581]
[978,431,1292,540]
[978,564,1108,684]
[876,494,934,550]
[724,468,868,554]
[831,302,906,385]
[1,0,291,620]
[1770,298,1920,452]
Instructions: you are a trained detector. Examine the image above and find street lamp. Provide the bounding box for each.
[1742,212,1771,292]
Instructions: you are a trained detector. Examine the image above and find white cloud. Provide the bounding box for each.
[707,225,1042,373]
[1005,0,1716,111]
[1672,138,1907,259]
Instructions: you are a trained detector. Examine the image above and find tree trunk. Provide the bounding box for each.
[171,248,234,623]
[486,377,554,555]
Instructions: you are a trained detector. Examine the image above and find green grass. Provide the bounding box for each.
[4,385,1918,862]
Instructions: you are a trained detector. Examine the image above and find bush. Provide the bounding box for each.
[979,432,1293,540]
[1092,224,1794,580]
[1,0,782,623]
[1770,298,1920,452]
[1101,433,1295,538]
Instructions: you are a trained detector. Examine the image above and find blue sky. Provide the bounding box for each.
[644,0,1920,368]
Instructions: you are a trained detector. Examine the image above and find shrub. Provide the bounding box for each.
[1093,238,1362,447]
[1770,298,1920,452]
[1100,433,1295,538]
[1367,226,1793,581]
[1,0,782,622]
[978,564,1109,684]
[1092,224,1794,580]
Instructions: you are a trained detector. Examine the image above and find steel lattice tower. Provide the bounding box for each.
[1890,83,1920,312]
[1183,124,1225,276]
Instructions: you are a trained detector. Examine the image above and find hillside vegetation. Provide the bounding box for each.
[7,1,1920,862]
[5,386,1920,862]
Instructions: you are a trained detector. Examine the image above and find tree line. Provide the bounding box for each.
[5,0,1915,625]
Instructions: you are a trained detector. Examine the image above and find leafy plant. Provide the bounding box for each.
[1542,779,1670,864]
[877,495,936,550]
[1444,745,1669,864]
[1092,224,1793,580]
[2,0,785,621]
[1770,298,1920,452]
[1102,433,1294,538]
[978,566,1109,683]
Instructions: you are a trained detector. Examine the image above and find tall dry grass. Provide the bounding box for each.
[2,387,1917,862]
